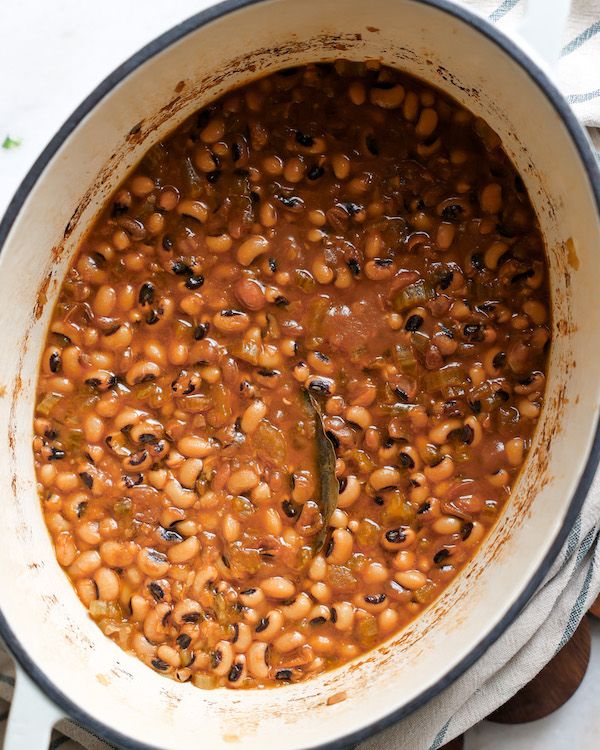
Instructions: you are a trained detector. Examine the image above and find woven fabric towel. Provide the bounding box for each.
[1,1,599,749]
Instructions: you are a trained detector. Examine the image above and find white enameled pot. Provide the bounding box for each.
[0,1,599,748]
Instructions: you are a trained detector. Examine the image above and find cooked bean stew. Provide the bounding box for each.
[34,61,550,689]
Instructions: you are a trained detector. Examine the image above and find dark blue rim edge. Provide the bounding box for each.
[1,1,599,749]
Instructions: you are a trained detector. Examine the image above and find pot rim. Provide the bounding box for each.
[1,1,599,749]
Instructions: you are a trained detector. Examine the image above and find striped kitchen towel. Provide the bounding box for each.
[1,1,599,749]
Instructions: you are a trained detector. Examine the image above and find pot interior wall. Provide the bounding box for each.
[0,1,599,748]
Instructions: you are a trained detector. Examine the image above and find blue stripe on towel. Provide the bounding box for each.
[561,20,600,57]
[489,0,522,22]
[568,88,600,103]
[429,719,451,749]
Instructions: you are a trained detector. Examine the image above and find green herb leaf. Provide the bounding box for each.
[2,135,21,150]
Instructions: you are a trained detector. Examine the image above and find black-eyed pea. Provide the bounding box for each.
[222,514,241,542]
[308,555,326,582]
[292,361,310,383]
[137,548,170,578]
[212,640,235,676]
[518,398,541,419]
[100,540,138,567]
[247,641,270,679]
[262,507,282,536]
[227,655,247,687]
[261,576,295,600]
[326,528,353,565]
[394,570,428,590]
[178,458,203,489]
[505,436,525,465]
[345,405,371,430]
[206,233,233,254]
[200,117,225,144]
[358,593,388,613]
[124,360,160,386]
[231,621,253,653]
[364,259,396,281]
[402,90,419,121]
[432,515,462,535]
[167,536,200,564]
[237,235,269,266]
[312,257,334,285]
[281,593,312,620]
[307,351,335,376]
[369,466,401,491]
[428,418,462,446]
[309,634,334,655]
[415,108,438,138]
[68,550,101,578]
[164,478,197,509]
[488,468,510,487]
[522,300,547,324]
[76,579,97,607]
[239,587,265,608]
[330,508,349,529]
[83,413,104,443]
[348,80,366,105]
[480,183,502,214]
[55,532,77,567]
[143,602,171,643]
[227,467,259,495]
[255,609,284,642]
[172,598,203,626]
[310,582,332,604]
[250,482,271,505]
[157,645,180,668]
[484,240,509,270]
[275,630,306,653]
[463,521,486,546]
[424,456,455,482]
[213,310,250,333]
[361,561,389,584]
[381,526,416,552]
[331,153,350,180]
[131,594,150,622]
[393,549,417,572]
[379,608,400,632]
[337,475,361,508]
[436,222,456,250]
[464,416,482,447]
[133,633,157,664]
[331,601,354,631]
[177,436,217,458]
[370,84,405,109]
[240,399,267,434]
[94,567,120,601]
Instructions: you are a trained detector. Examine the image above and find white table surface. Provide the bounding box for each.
[1,2,599,748]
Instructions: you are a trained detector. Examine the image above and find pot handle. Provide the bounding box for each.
[4,665,64,749]
[517,0,571,71]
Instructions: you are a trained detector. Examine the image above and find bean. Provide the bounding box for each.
[241,400,267,433]
[480,183,502,214]
[137,548,169,577]
[327,528,353,565]
[261,576,295,600]
[167,536,200,564]
[68,550,101,578]
[94,567,120,601]
[370,84,405,109]
[274,630,306,653]
[143,602,171,643]
[233,278,266,310]
[247,641,270,679]
[337,475,361,508]
[212,640,235,676]
[213,310,250,333]
[177,436,217,458]
[415,108,438,138]
[505,437,524,465]
[432,516,462,535]
[369,467,401,491]
[237,235,269,266]
[255,609,284,642]
[394,570,427,590]
[55,532,77,567]
[227,468,259,494]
